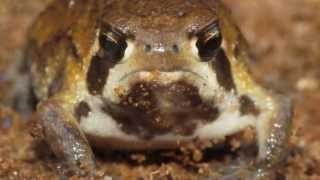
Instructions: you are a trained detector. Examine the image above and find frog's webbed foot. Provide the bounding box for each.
[37,99,96,177]
[219,94,292,180]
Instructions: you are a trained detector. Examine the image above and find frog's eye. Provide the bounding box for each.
[195,22,222,62]
[98,31,128,63]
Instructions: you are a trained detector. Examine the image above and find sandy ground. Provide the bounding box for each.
[0,0,320,179]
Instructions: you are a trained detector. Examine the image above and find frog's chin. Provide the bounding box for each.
[80,81,255,149]
[80,88,255,150]
[101,81,220,139]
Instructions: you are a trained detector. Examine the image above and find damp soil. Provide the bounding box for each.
[1,0,320,179]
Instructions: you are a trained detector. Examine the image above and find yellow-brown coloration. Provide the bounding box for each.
[26,0,292,178]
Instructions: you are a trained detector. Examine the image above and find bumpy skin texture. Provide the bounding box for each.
[26,0,293,178]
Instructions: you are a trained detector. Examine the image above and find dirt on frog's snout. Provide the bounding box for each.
[1,0,320,179]
[104,81,219,139]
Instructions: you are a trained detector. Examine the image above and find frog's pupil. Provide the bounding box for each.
[99,33,127,61]
[196,26,222,61]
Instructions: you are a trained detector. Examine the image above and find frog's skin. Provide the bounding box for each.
[26,0,292,178]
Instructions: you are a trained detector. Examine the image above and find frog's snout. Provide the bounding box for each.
[112,69,214,104]
[122,80,205,111]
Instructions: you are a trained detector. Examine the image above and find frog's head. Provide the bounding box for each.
[86,0,252,138]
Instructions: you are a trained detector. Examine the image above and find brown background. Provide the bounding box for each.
[0,0,319,179]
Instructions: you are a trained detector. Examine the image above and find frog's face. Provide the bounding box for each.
[79,0,258,141]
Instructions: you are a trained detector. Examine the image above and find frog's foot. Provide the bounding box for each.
[219,94,292,180]
[256,94,292,170]
[38,99,97,177]
[56,159,97,178]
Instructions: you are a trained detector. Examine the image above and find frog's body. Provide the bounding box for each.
[26,0,292,178]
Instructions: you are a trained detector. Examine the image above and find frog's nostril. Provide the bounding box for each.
[145,44,152,52]
[172,44,179,53]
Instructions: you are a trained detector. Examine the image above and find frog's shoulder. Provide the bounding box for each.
[26,0,99,100]
[28,0,99,58]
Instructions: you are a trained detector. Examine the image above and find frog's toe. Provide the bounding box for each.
[57,160,97,178]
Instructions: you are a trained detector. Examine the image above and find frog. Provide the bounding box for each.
[25,0,293,178]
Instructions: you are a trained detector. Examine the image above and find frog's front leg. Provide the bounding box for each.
[221,94,293,180]
[37,98,96,176]
[254,94,293,178]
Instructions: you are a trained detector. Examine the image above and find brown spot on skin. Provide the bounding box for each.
[74,101,91,121]
[239,95,260,116]
[102,81,219,139]
[210,48,236,91]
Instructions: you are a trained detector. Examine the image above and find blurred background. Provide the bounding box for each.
[0,0,319,179]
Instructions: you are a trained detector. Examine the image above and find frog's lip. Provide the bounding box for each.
[118,69,205,82]
[115,70,208,96]
[109,69,212,102]
[104,68,219,104]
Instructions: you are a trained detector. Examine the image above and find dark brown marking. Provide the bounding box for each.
[87,23,127,95]
[74,101,91,121]
[210,48,236,91]
[87,55,111,95]
[239,95,260,116]
[102,81,220,139]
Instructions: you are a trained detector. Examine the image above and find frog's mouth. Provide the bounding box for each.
[102,78,220,139]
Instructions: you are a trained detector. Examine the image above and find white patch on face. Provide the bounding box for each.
[196,113,255,139]
[190,38,199,59]
[80,95,139,141]
[122,41,134,62]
